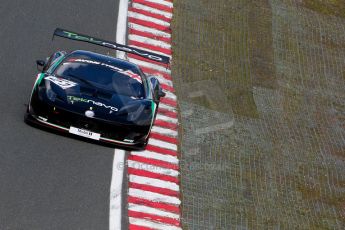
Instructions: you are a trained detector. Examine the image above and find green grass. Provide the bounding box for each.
[304,0,345,18]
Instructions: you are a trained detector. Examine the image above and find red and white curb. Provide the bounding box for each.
[110,0,180,230]
[127,0,181,230]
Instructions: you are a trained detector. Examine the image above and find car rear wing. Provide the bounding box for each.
[53,28,170,64]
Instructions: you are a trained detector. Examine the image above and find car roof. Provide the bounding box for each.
[69,50,141,71]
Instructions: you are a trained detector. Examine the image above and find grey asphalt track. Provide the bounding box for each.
[0,1,123,229]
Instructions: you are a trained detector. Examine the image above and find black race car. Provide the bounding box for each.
[25,28,168,149]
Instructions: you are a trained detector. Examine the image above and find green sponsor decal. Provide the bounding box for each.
[67,96,118,112]
[63,31,103,44]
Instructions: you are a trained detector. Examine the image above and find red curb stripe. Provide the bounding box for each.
[160,97,177,107]
[128,155,179,170]
[132,0,173,13]
[129,40,172,55]
[140,66,172,81]
[154,119,178,130]
[129,7,171,23]
[129,182,179,197]
[128,17,171,32]
[128,54,169,67]
[160,83,175,93]
[146,144,178,157]
[128,210,180,226]
[129,224,154,230]
[157,107,178,119]
[128,167,179,183]
[150,132,178,144]
[128,196,180,213]
[129,28,171,43]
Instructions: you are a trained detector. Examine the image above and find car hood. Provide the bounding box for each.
[38,75,153,124]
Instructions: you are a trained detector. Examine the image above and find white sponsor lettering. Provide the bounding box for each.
[45,76,78,89]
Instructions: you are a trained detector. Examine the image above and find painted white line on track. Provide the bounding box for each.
[151,126,178,137]
[116,0,129,59]
[129,203,180,219]
[132,3,173,19]
[110,0,128,229]
[129,188,181,205]
[128,11,171,27]
[129,34,171,49]
[148,138,178,151]
[128,160,179,177]
[129,217,182,230]
[129,23,171,38]
[109,149,126,230]
[131,150,179,164]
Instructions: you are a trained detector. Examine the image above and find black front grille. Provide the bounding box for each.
[31,95,149,142]
[45,106,147,141]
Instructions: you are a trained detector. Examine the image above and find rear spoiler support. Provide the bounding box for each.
[53,28,170,64]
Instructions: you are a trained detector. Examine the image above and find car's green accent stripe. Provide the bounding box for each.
[30,73,45,99]
[35,73,45,87]
[145,101,157,140]
[151,100,155,114]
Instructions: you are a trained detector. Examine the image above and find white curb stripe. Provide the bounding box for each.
[161,90,177,100]
[157,103,177,113]
[129,188,181,205]
[159,102,177,111]
[148,138,177,151]
[164,91,177,100]
[129,174,179,190]
[128,11,171,27]
[144,0,173,8]
[158,103,176,111]
[132,3,173,19]
[128,160,179,178]
[131,150,179,164]
[151,126,178,137]
[129,203,180,219]
[129,23,171,38]
[129,217,182,230]
[128,57,171,73]
[156,114,178,124]
[153,75,174,86]
[129,34,171,49]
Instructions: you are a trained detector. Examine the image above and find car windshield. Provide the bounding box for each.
[54,55,145,98]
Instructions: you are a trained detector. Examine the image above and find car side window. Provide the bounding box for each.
[44,52,64,72]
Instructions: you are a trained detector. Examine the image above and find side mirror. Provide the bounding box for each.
[158,88,166,98]
[36,60,46,72]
